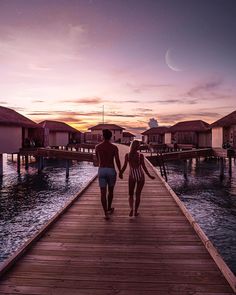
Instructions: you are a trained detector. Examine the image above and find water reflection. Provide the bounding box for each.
[0,154,97,262]
[163,157,236,275]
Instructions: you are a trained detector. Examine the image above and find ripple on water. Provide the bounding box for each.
[0,155,97,263]
[162,158,236,275]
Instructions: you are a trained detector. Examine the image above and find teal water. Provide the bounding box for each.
[160,158,236,275]
[0,154,97,263]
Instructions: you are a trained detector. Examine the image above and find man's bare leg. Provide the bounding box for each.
[100,187,109,219]
[107,186,114,213]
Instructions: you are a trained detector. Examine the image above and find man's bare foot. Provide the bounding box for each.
[129,209,133,217]
[107,207,114,214]
[134,211,139,217]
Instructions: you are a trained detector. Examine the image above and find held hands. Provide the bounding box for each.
[119,171,123,179]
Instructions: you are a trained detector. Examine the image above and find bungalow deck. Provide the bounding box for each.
[0,145,235,294]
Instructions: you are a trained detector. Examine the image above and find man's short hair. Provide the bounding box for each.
[103,129,112,140]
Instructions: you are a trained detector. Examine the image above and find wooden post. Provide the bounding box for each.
[25,155,29,170]
[38,156,44,172]
[17,153,21,174]
[66,160,69,178]
[183,159,188,179]
[229,156,232,177]
[219,157,224,180]
[0,154,3,176]
[11,154,14,161]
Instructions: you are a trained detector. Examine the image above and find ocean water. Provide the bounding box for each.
[159,157,236,275]
[0,154,97,264]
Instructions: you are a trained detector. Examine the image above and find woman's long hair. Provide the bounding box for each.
[129,140,140,155]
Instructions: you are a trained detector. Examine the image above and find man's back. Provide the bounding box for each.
[96,141,118,168]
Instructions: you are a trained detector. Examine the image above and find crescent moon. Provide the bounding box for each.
[165,49,182,72]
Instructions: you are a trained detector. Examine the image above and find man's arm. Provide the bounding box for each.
[120,153,128,175]
[94,146,99,167]
[114,146,121,172]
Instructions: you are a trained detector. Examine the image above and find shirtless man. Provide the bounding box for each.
[95,129,121,219]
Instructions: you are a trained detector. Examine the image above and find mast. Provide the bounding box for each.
[102,105,105,124]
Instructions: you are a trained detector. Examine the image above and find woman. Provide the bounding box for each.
[119,140,155,217]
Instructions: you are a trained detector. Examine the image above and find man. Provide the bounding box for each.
[95,129,121,219]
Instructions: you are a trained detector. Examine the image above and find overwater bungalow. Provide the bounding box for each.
[121,131,135,144]
[0,106,41,174]
[86,123,125,143]
[39,120,80,148]
[169,120,211,148]
[210,110,236,149]
[141,127,169,144]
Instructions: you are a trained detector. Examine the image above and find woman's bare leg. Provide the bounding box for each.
[128,177,135,216]
[134,179,145,216]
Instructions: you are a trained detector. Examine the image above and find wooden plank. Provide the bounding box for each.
[0,144,234,294]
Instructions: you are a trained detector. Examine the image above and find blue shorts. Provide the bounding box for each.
[98,168,117,188]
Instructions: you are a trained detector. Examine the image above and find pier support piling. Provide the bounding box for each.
[229,156,232,177]
[38,156,44,173]
[0,154,3,176]
[25,155,29,171]
[183,159,188,179]
[17,154,21,174]
[219,157,224,180]
[66,160,69,178]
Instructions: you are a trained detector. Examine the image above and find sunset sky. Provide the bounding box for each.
[0,0,236,133]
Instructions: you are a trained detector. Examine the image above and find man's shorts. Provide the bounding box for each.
[98,167,117,188]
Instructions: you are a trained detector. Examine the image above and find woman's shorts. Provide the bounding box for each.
[98,168,117,188]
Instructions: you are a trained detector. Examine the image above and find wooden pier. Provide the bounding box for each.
[0,145,235,294]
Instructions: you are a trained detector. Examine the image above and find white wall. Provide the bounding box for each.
[49,132,69,146]
[212,127,223,148]
[114,130,122,142]
[0,126,22,153]
[164,132,172,144]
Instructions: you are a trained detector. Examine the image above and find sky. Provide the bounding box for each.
[0,0,236,134]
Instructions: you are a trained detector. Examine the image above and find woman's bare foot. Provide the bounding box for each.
[104,212,110,220]
[107,207,114,214]
[129,209,133,217]
[134,211,139,217]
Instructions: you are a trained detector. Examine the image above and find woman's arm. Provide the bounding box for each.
[119,153,128,178]
[141,154,155,179]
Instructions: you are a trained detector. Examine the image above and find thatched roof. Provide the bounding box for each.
[0,106,38,128]
[170,120,210,132]
[123,131,135,137]
[89,124,125,131]
[141,127,169,135]
[210,110,236,128]
[39,120,79,133]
